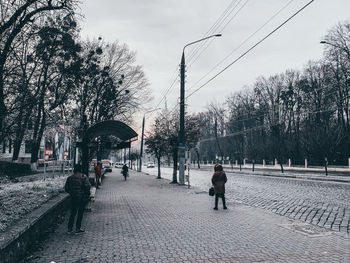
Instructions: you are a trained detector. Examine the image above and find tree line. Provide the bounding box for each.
[146,21,350,171]
[0,1,150,168]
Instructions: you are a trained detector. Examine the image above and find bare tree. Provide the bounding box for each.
[72,39,151,132]
[145,119,168,179]
[0,0,78,137]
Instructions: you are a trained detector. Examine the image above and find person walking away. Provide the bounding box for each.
[122,164,128,180]
[65,164,91,233]
[94,162,102,189]
[211,163,227,210]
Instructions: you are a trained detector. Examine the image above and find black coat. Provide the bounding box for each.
[65,173,91,199]
[211,171,227,194]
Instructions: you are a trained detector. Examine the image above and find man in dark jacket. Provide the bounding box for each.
[211,164,227,210]
[65,164,91,233]
[122,164,128,180]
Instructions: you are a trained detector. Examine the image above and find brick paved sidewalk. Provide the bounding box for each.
[27,170,350,263]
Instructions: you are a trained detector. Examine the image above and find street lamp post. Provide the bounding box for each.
[138,108,161,172]
[178,34,222,185]
[320,40,350,59]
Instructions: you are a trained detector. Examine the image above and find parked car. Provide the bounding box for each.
[115,162,124,168]
[104,165,112,172]
[147,162,155,168]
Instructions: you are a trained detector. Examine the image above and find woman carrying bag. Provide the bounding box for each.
[211,163,227,210]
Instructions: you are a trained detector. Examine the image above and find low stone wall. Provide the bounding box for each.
[0,193,70,263]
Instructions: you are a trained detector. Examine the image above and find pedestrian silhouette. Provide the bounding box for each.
[211,163,227,210]
[64,164,91,233]
[122,164,128,180]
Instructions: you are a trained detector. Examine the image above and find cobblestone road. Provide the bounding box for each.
[27,170,350,263]
[145,167,350,234]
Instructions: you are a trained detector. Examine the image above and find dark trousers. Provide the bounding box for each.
[215,193,226,208]
[68,197,85,230]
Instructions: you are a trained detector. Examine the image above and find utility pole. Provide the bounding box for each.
[139,115,145,172]
[178,52,186,185]
[178,34,222,185]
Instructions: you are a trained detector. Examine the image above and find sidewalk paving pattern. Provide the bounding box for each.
[145,167,350,234]
[27,170,350,263]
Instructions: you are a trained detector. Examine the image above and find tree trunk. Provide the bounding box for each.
[12,137,23,161]
[196,150,200,169]
[324,157,328,176]
[157,157,161,179]
[12,103,31,161]
[0,71,6,137]
[31,109,45,166]
[279,163,284,173]
[12,109,25,161]
[171,148,178,183]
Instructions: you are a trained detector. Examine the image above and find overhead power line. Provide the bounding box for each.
[187,0,295,93]
[186,0,241,63]
[151,0,247,114]
[187,0,250,69]
[152,65,180,110]
[186,0,315,100]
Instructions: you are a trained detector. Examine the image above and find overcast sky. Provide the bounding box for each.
[80,0,350,132]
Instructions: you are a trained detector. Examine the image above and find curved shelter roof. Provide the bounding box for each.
[84,120,138,142]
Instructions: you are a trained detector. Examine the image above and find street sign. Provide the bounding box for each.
[45,148,53,156]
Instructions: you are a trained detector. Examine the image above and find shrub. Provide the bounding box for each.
[0,161,32,177]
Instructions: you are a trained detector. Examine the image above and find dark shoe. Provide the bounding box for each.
[223,206,228,210]
[67,229,73,234]
[75,229,85,234]
[213,207,218,210]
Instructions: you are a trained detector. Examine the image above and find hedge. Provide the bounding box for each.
[0,161,32,177]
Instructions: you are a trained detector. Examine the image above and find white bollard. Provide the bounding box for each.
[305,158,308,168]
[275,158,278,166]
[243,158,246,166]
[288,158,291,167]
[263,159,265,167]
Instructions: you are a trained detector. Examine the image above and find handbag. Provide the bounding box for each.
[209,187,214,196]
